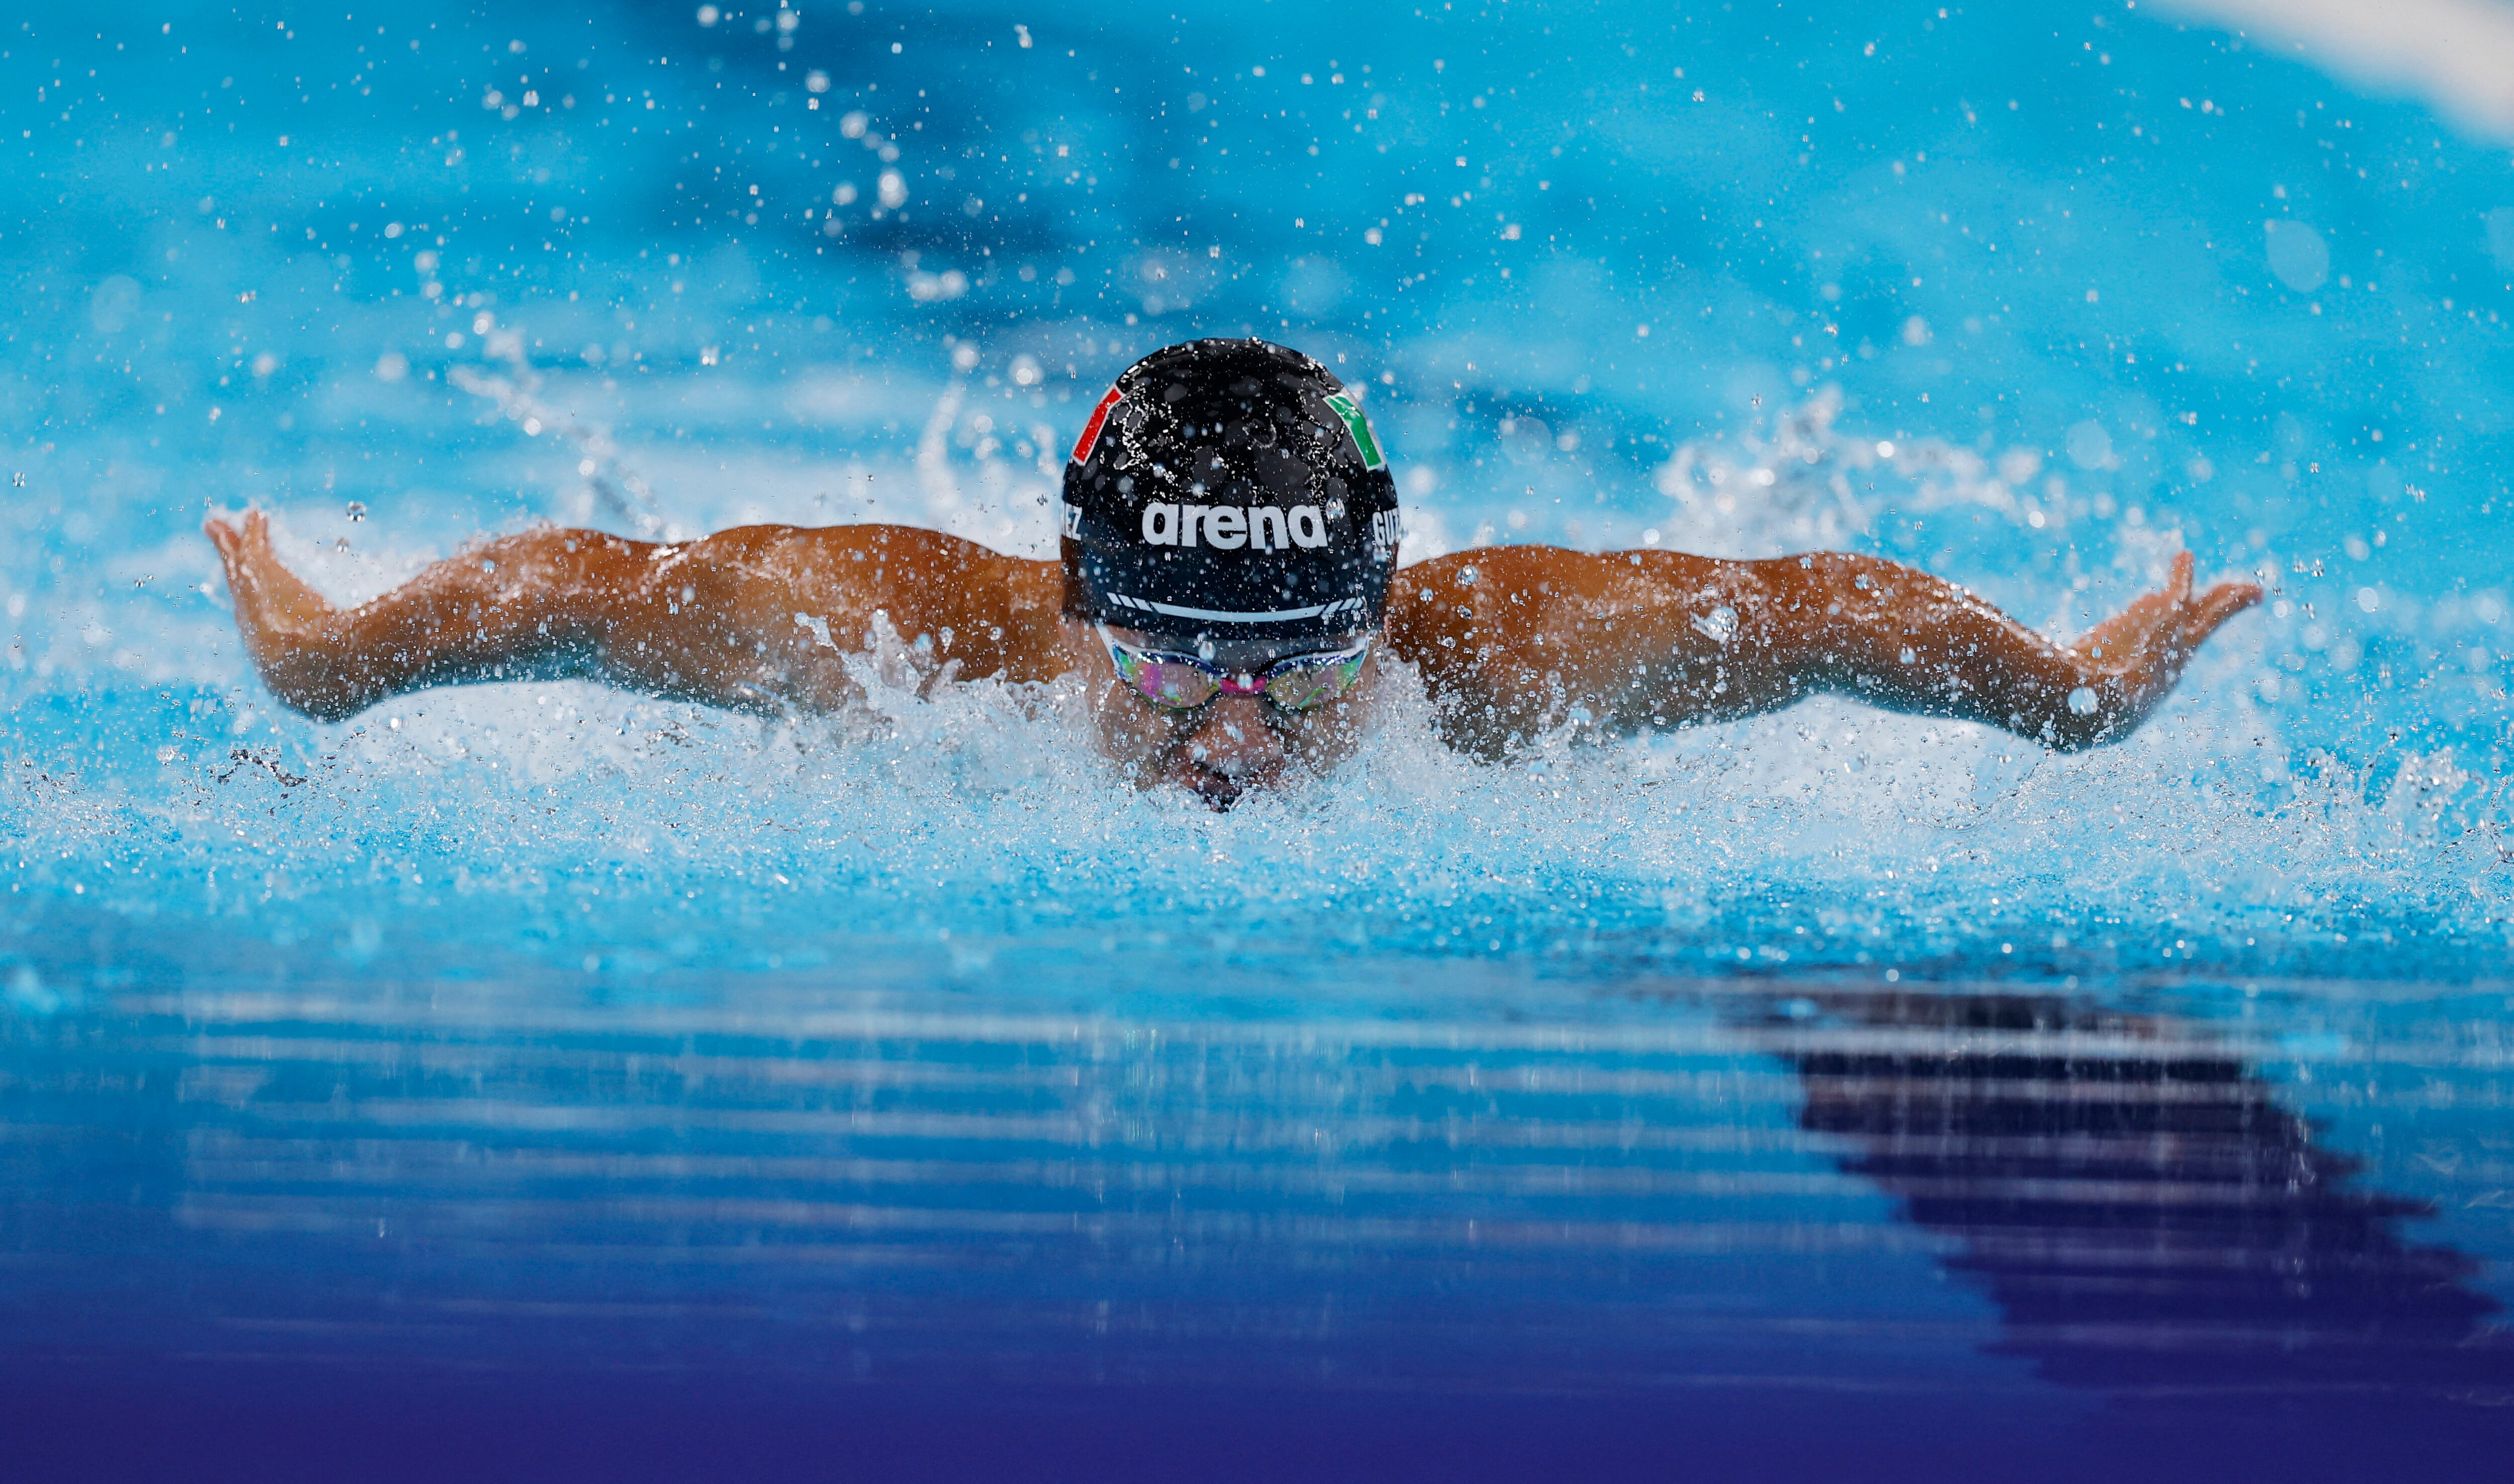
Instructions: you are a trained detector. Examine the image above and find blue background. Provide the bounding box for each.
[2,3,2512,1477]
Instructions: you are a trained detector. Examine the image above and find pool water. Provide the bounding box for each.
[3,2,2511,1477]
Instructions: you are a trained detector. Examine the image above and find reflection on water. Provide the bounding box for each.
[3,923,2512,1471]
[1771,991,2514,1406]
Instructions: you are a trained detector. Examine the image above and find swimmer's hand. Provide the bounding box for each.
[205,510,366,718]
[2060,551,2261,744]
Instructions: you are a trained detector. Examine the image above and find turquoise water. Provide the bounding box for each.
[3,2,2512,1476]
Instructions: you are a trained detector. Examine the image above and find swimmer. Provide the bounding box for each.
[206,339,2260,810]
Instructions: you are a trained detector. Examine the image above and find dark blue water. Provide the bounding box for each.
[3,1,2512,1476]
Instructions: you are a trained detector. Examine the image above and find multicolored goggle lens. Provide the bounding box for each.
[1100,628,1372,714]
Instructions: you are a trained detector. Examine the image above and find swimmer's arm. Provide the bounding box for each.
[205,513,1065,721]
[1716,549,2262,748]
[1386,546,2258,753]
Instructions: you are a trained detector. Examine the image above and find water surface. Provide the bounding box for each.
[3,2,2511,1476]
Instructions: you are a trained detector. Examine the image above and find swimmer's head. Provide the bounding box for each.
[1059,338,1400,650]
[1060,340,1398,809]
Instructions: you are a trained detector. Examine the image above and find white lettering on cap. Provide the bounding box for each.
[1138,503,1330,553]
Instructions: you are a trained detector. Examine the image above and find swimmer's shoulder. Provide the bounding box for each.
[1389,544,1728,609]
[738,522,1067,672]
[706,522,1056,581]
[1386,547,1598,663]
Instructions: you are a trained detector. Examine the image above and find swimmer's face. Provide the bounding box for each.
[1073,621,1381,810]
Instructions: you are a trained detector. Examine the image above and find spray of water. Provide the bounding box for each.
[5,372,2503,1006]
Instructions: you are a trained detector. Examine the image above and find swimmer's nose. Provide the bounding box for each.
[1188,695,1287,773]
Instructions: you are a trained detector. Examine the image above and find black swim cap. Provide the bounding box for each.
[1060,339,1400,645]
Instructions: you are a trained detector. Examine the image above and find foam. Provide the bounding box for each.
[5,398,2504,1000]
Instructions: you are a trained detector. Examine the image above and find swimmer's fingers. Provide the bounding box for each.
[203,516,255,591]
[2073,584,2173,660]
[2176,579,2263,651]
[202,508,268,558]
[2077,552,2210,662]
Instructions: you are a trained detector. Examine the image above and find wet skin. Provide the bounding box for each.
[206,512,2259,808]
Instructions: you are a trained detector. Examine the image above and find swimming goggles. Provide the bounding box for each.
[1097,625,1372,713]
